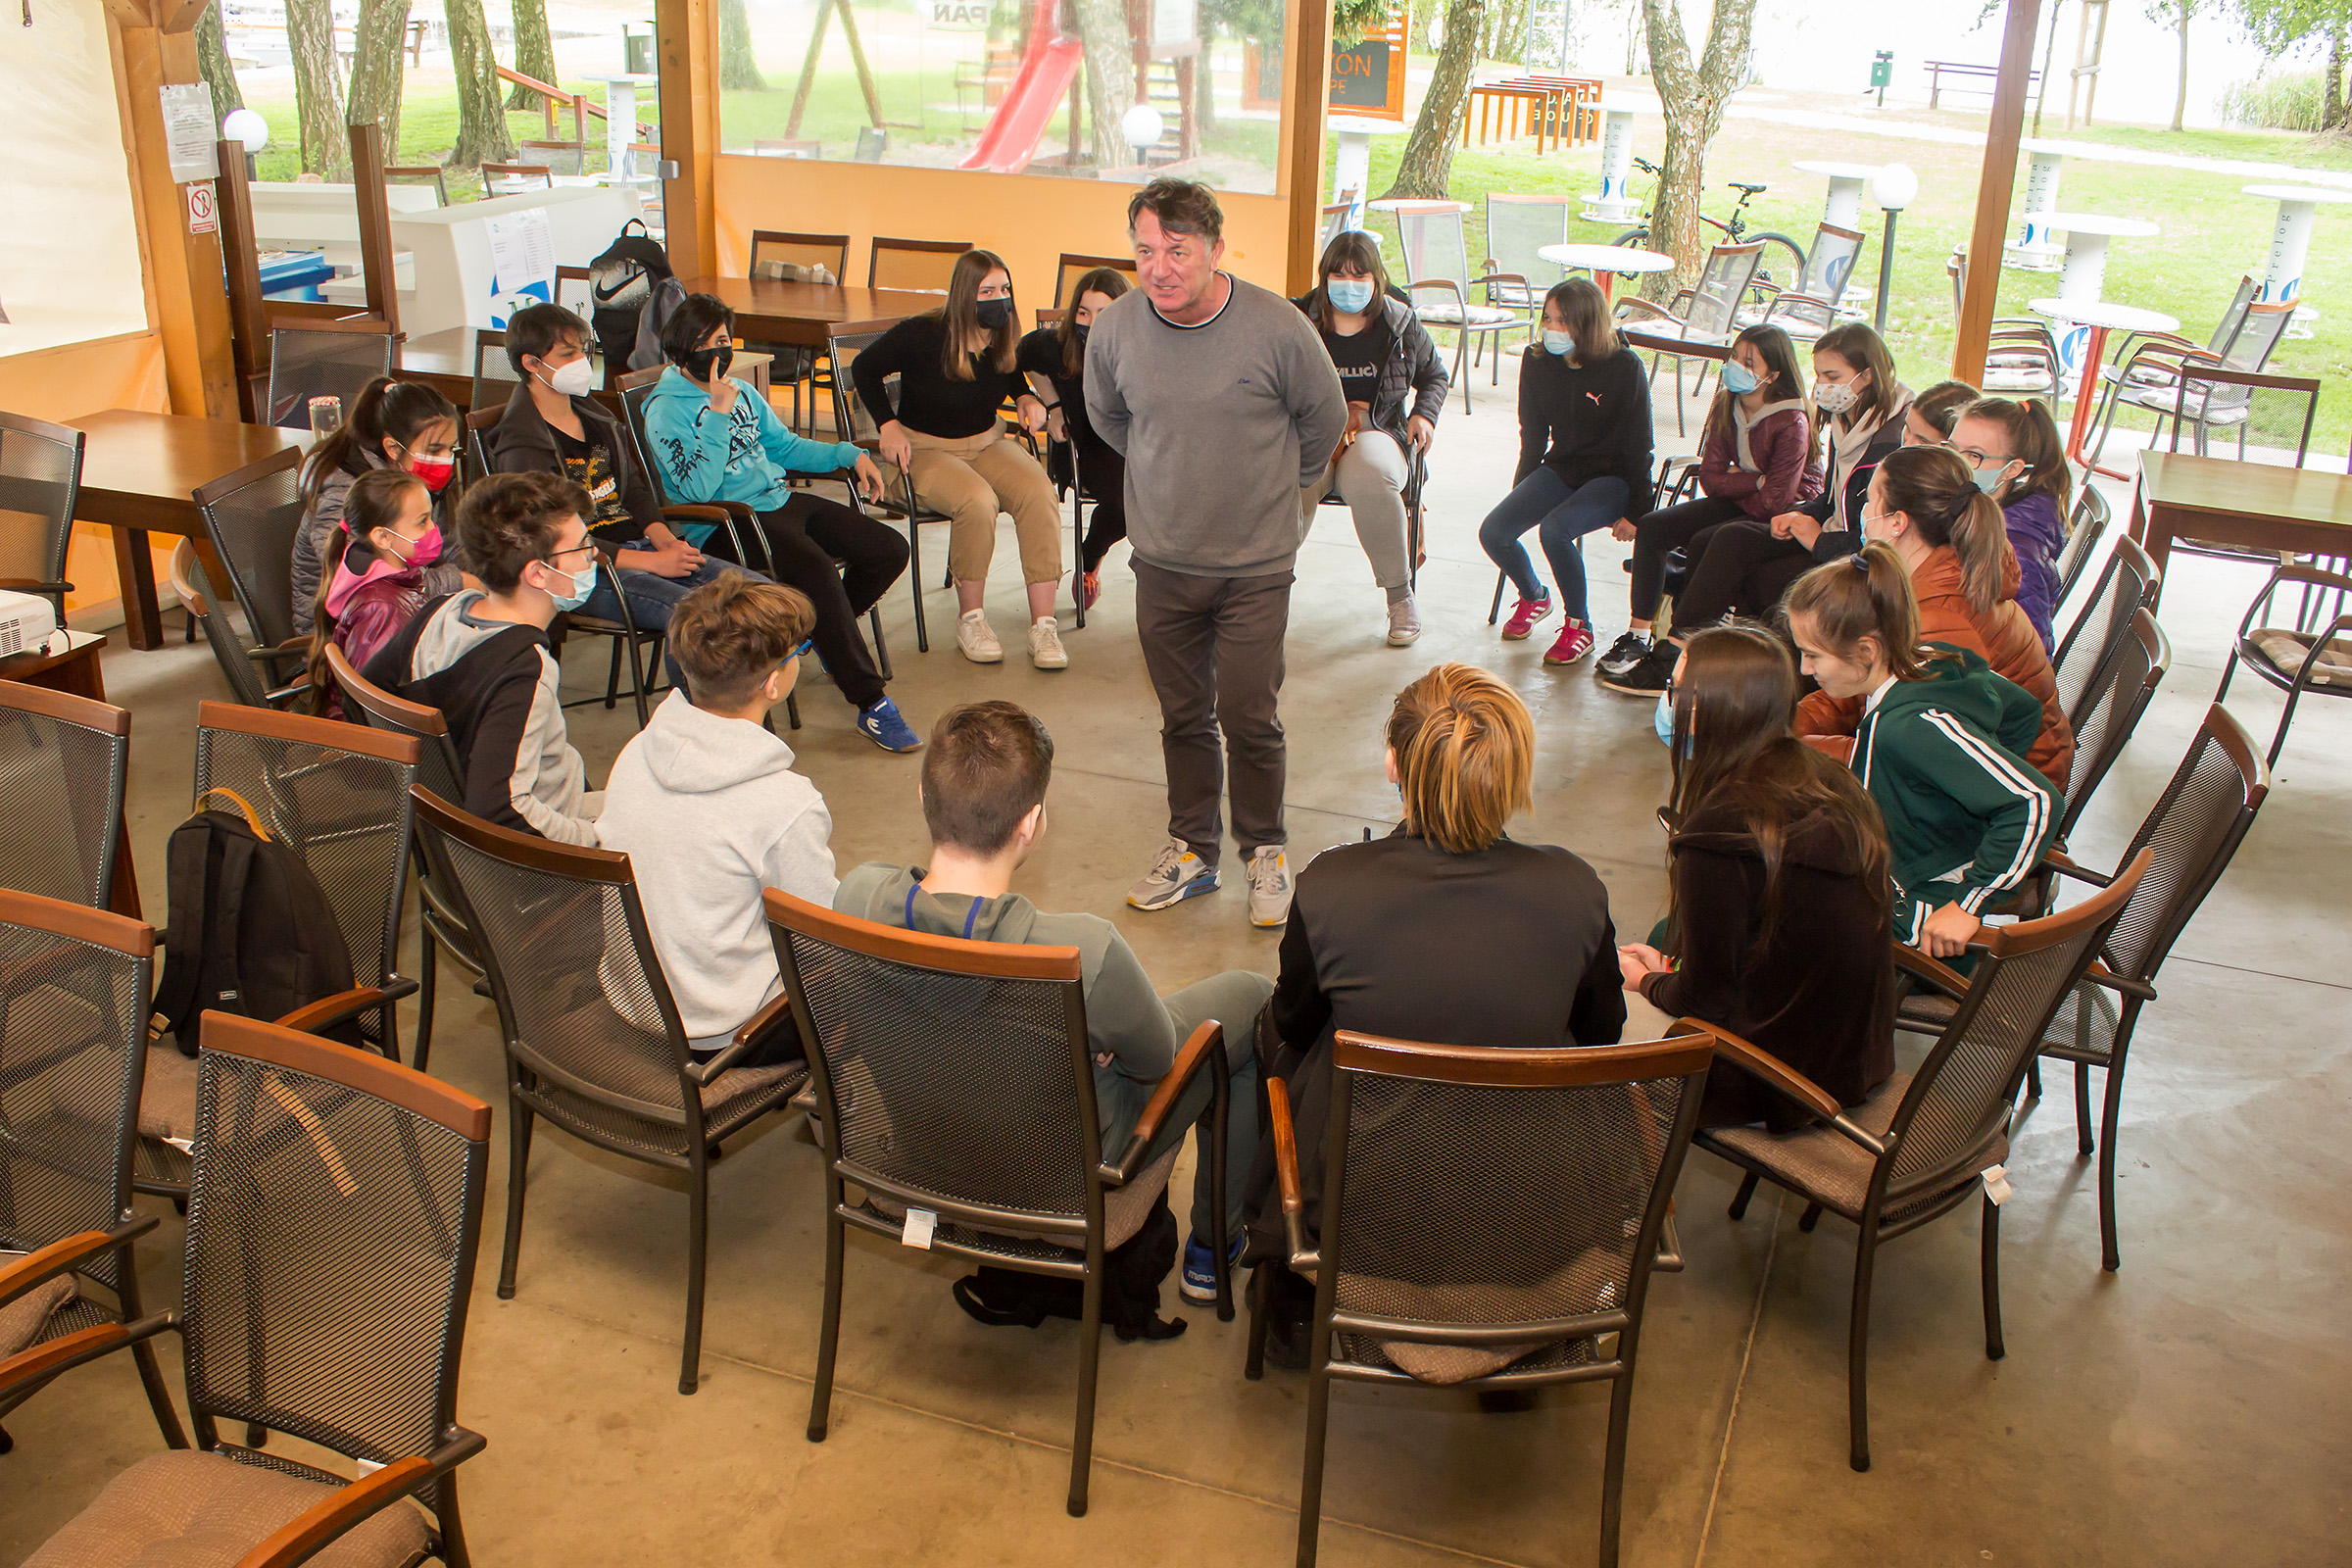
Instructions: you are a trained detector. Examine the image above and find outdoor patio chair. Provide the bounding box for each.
[1687,850,2149,1471]
[1318,198,1355,251]
[1943,249,2062,399]
[2095,274,2257,404]
[830,318,956,651]
[0,890,187,1457]
[855,125,889,163]
[868,235,970,292]
[264,317,397,429]
[1482,190,1576,327]
[413,787,808,1396]
[1389,202,1526,411]
[2218,559,2352,765]
[0,683,125,910]
[2053,608,2169,842]
[517,138,587,177]
[2052,536,2159,737]
[761,889,1232,1519]
[0,410,82,619]
[172,541,287,710]
[2153,367,2325,585]
[1900,707,2268,1271]
[2083,299,2298,470]
[2053,481,2112,607]
[1616,240,1763,435]
[1053,251,1138,307]
[1261,1030,1709,1568]
[466,326,520,417]
[482,161,555,199]
[1760,222,1865,340]
[382,165,450,206]
[193,446,314,705]
[2,1011,492,1567]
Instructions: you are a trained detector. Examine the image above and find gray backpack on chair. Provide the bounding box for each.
[627,275,690,372]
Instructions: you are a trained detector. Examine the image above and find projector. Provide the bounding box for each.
[0,589,59,660]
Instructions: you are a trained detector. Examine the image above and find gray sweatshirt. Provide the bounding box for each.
[1084,274,1348,578]
[599,690,838,1046]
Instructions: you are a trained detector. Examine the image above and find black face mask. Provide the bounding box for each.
[1072,324,1090,348]
[680,344,734,383]
[975,297,1013,331]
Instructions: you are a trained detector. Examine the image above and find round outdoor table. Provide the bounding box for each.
[2038,213,2160,304]
[1367,198,1471,215]
[2241,184,2352,309]
[1793,160,1882,230]
[1328,118,1408,234]
[1540,243,1674,301]
[2004,139,2071,270]
[2031,297,2179,468]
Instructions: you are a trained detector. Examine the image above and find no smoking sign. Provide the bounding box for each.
[185,181,218,236]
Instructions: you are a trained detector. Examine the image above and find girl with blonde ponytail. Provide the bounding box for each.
[1793,444,2075,791]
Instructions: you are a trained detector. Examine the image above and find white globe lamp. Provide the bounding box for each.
[1868,163,1919,331]
[222,109,270,153]
[1120,104,1165,165]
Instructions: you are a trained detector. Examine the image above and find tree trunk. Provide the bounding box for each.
[2326,20,2347,131]
[719,0,767,89]
[1196,14,1217,133]
[1638,0,1753,300]
[286,0,350,177]
[348,0,414,161]
[2032,0,2064,136]
[198,2,245,116]
[2171,6,2190,131]
[1072,0,1136,166]
[446,0,515,169]
[1382,0,1486,199]
[507,0,557,108]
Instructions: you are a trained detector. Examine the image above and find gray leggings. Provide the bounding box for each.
[1302,430,1412,591]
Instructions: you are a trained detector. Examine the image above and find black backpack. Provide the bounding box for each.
[154,789,358,1056]
[949,1189,1188,1343]
[587,219,672,367]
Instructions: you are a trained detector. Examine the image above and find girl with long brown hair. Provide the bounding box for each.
[851,248,1068,668]
[303,468,439,719]
[291,376,463,635]
[1016,265,1130,612]
[1620,623,1895,1129]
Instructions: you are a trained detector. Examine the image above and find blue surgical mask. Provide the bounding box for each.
[544,556,596,612]
[1653,691,1678,751]
[1544,329,1574,357]
[1327,276,1375,313]
[1720,361,1761,396]
[1971,460,2017,495]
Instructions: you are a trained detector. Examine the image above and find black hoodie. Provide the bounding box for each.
[487,385,666,551]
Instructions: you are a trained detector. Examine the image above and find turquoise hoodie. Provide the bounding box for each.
[639,365,861,513]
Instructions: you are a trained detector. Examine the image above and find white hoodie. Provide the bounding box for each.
[597,690,838,1046]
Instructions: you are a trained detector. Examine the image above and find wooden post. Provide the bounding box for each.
[214,136,270,420]
[110,0,238,418]
[1283,0,1336,299]
[657,0,719,278]
[1951,0,2042,387]
[348,122,401,334]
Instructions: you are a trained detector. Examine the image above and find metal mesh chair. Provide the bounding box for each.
[0,411,82,618]
[0,891,186,1454]
[2084,298,2298,469]
[1262,1031,1709,1568]
[172,540,287,710]
[832,318,956,652]
[1942,248,2062,398]
[763,889,1231,1518]
[2,1012,491,1567]
[1052,251,1137,307]
[1760,222,1865,340]
[2055,608,2168,839]
[194,446,314,706]
[867,236,970,292]
[1390,203,1524,410]
[264,319,398,430]
[1902,707,2267,1272]
[1687,850,2150,1472]
[0,684,126,910]
[1617,241,1764,433]
[2052,535,2159,735]
[382,165,450,206]
[1482,191,1574,320]
[467,327,521,417]
[480,161,555,198]
[2053,481,2113,609]
[516,138,587,176]
[412,787,807,1396]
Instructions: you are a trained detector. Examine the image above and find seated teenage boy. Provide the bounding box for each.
[598,575,835,1066]
[833,701,1267,1302]
[641,293,919,754]
[489,302,752,688]
[363,471,604,846]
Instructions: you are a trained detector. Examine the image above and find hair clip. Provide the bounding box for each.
[1849,552,1872,571]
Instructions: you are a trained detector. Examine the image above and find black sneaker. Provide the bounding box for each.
[1599,640,1678,696]
[1595,630,1651,677]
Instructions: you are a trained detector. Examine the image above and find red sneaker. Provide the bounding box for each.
[1501,593,1555,641]
[1543,618,1594,666]
[1078,570,1102,612]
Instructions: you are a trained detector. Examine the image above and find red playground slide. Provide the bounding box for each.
[958,0,1084,175]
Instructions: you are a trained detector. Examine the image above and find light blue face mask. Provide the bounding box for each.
[1544,329,1574,357]
[1970,459,2018,495]
[1653,691,1678,751]
[1720,361,1761,396]
[1327,276,1375,314]
[544,555,597,612]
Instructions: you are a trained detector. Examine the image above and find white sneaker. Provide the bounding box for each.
[1386,594,1423,647]
[1246,846,1293,928]
[1028,616,1068,669]
[1128,840,1219,910]
[956,609,1002,663]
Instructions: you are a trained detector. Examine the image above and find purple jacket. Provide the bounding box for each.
[2005,491,2066,652]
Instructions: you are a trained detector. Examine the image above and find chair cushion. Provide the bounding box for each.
[1350,1248,1623,1386]
[1703,1072,2009,1222]
[2249,628,2352,689]
[0,1262,74,1357]
[1414,303,1517,326]
[138,1050,200,1145]
[25,1449,430,1568]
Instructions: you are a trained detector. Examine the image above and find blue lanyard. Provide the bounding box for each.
[906,882,982,940]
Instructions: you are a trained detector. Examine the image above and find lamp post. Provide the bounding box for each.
[1869,162,1918,334]
[1121,104,1165,172]
[221,108,269,180]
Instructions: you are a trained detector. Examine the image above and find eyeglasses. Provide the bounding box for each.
[545,542,599,563]
[1954,448,2014,468]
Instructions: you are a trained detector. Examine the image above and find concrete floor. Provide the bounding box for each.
[6,351,2350,1566]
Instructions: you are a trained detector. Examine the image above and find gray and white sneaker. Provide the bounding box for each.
[1386,594,1423,647]
[1246,846,1293,928]
[1127,840,1219,910]
[1596,630,1652,677]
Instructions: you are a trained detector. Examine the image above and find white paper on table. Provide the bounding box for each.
[484,207,557,296]
[161,83,220,184]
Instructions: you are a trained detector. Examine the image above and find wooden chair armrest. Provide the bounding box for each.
[0,1222,156,1307]
[1673,1015,1842,1122]
[1892,943,1974,998]
[234,1428,484,1568]
[1266,1075,1316,1271]
[1104,1020,1223,1185]
[274,986,393,1037]
[684,994,795,1084]
[658,504,734,522]
[0,1314,172,1403]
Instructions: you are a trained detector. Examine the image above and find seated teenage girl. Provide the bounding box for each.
[1294,230,1449,648]
[303,468,438,719]
[292,377,465,635]
[1600,324,1821,688]
[1619,623,1894,1130]
[1784,544,2061,956]
[851,249,1066,670]
[1795,444,2074,792]
[1480,277,1653,668]
[1017,267,1129,614]
[1948,397,2073,652]
[1902,379,1982,448]
[1600,324,1908,696]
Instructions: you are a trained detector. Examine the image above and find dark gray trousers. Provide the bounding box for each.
[1133,560,1293,866]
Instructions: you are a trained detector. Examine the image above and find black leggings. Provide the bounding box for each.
[1676,520,1821,629]
[710,491,909,710]
[1074,441,1126,572]
[1628,495,1748,621]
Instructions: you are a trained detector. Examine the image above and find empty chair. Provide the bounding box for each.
[172,538,279,710]
[2217,558,2352,765]
[516,137,588,176]
[192,447,314,707]
[868,236,970,292]
[854,125,888,163]
[0,890,187,1455]
[1481,191,1576,328]
[0,683,126,909]
[764,889,1232,1518]
[2054,608,2169,840]
[2053,480,2113,608]
[1,1011,492,1565]
[1761,222,1865,340]
[2052,535,2159,735]
[1619,241,1766,435]
[2085,298,2298,469]
[1388,201,1524,409]
[1686,850,2148,1471]
[0,410,83,618]
[1943,249,2062,399]
[382,164,450,205]
[412,786,808,1396]
[826,318,953,652]
[747,230,851,429]
[1263,1030,1709,1568]
[264,318,397,429]
[1051,251,1138,307]
[481,161,556,198]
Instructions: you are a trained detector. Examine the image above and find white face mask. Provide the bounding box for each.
[538,357,597,399]
[1814,381,1859,416]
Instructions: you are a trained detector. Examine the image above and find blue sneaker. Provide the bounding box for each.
[857,696,921,753]
[1180,1232,1242,1304]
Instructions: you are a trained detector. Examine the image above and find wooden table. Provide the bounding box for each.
[674,276,950,348]
[66,411,307,652]
[0,630,140,917]
[2130,451,2352,608]
[397,326,774,409]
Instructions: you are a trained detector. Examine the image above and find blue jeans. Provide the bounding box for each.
[1477,469,1632,623]
[582,555,763,689]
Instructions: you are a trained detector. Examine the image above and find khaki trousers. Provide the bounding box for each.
[902,426,1063,585]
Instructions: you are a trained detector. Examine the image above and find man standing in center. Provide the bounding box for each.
[1088,177,1348,929]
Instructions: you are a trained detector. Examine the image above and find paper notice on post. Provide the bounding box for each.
[484,207,557,296]
[161,83,220,183]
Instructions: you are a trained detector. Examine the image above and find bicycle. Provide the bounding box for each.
[1612,157,1808,291]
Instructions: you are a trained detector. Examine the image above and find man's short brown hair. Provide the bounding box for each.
[1127,176,1223,243]
[456,470,591,593]
[921,702,1054,855]
[668,574,814,710]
